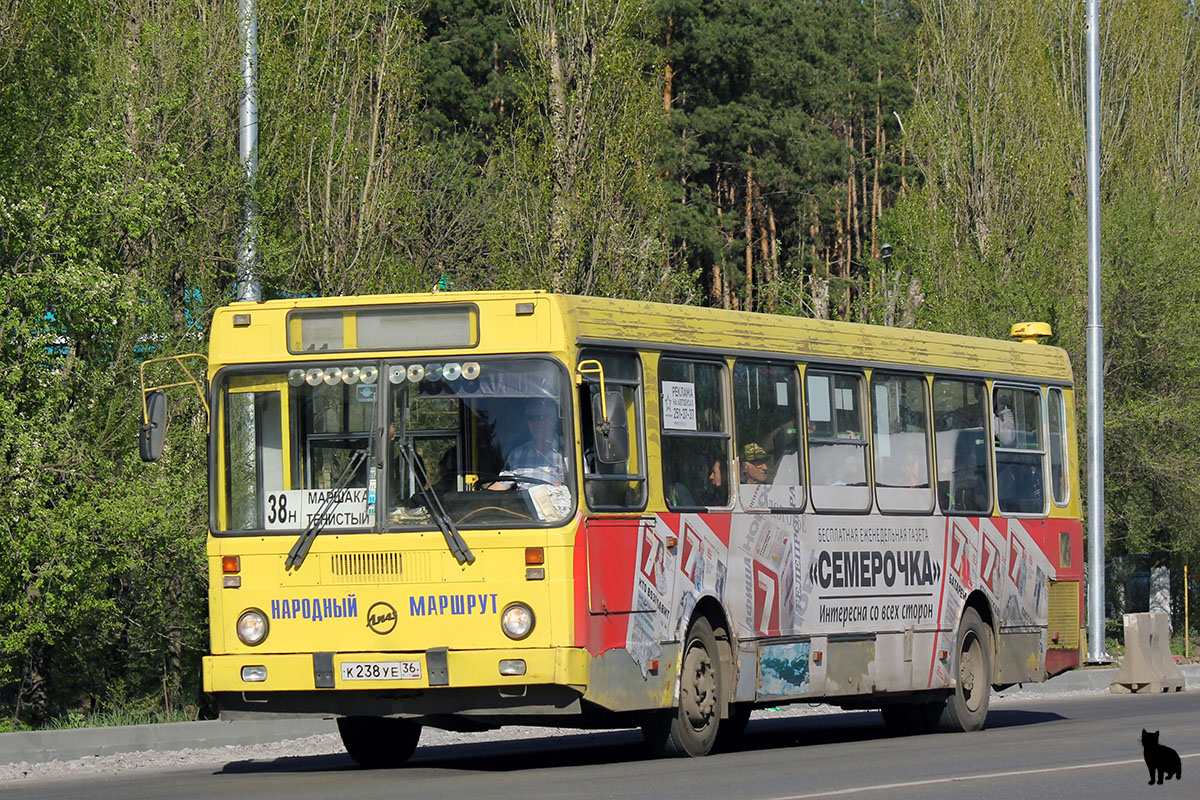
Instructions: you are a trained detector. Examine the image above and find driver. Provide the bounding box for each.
[489,398,567,489]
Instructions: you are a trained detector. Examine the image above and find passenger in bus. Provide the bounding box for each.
[707,458,726,501]
[741,442,771,485]
[903,455,926,488]
[994,397,1017,447]
[830,448,865,486]
[488,398,566,489]
[667,482,697,507]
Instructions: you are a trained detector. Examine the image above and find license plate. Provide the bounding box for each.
[340,660,422,681]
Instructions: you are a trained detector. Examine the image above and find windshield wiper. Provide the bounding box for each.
[285,448,369,571]
[398,441,475,566]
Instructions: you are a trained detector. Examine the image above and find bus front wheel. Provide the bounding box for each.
[641,617,723,757]
[337,716,422,768]
[937,607,992,732]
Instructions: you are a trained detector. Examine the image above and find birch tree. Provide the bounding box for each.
[499,0,682,300]
[893,0,1200,568]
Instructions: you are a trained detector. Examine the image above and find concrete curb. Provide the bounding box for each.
[4,664,1199,766]
[0,718,336,766]
[1000,663,1200,694]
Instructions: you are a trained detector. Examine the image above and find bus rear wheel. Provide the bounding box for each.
[641,617,723,757]
[937,607,992,732]
[337,716,422,768]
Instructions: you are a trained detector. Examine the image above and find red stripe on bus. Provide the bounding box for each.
[928,516,953,688]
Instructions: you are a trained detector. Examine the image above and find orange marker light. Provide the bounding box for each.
[222,556,241,574]
[525,547,545,566]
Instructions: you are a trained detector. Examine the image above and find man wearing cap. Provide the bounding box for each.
[741,442,771,485]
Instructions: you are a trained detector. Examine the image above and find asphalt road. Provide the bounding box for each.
[6,692,1196,800]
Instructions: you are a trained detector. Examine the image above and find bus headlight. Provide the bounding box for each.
[237,609,269,646]
[501,603,535,640]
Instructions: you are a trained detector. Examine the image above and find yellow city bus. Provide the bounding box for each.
[140,290,1083,764]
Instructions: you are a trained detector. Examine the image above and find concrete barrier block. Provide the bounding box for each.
[1110,612,1185,694]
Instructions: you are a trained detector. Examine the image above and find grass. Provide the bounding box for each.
[43,706,202,730]
[1105,630,1200,659]
[0,704,206,734]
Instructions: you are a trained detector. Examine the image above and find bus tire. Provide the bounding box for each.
[641,617,723,757]
[337,716,422,768]
[938,607,991,732]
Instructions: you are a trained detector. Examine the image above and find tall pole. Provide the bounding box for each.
[236,0,262,302]
[1085,0,1108,663]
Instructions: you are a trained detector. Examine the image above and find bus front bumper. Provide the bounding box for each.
[204,646,589,696]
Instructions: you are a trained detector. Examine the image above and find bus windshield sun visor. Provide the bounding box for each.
[398,441,476,566]
[284,447,370,571]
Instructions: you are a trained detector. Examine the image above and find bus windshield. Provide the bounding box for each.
[214,357,575,533]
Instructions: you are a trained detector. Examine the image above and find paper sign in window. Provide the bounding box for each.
[875,384,892,457]
[807,375,831,422]
[661,380,698,431]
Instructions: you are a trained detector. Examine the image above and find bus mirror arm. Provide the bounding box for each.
[576,361,608,420]
[577,360,629,464]
[136,353,209,462]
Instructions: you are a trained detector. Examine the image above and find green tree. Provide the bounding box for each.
[417,0,519,157]
[893,0,1200,567]
[497,0,684,299]
[658,0,917,317]
[0,0,235,724]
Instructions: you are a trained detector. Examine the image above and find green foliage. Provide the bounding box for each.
[4,0,1200,730]
[0,0,225,726]
[417,0,519,155]
[898,0,1200,564]
[497,0,685,300]
[1102,183,1200,556]
[901,0,1083,344]
[659,0,917,315]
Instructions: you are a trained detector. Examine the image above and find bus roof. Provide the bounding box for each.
[211,290,1073,383]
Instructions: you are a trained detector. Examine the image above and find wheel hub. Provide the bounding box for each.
[682,644,716,729]
[960,633,982,711]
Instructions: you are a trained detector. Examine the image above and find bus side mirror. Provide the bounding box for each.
[139,390,167,462]
[591,391,629,464]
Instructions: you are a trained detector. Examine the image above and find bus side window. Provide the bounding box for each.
[993,385,1046,515]
[1047,387,1069,505]
[660,358,729,510]
[733,360,804,510]
[579,350,647,511]
[932,378,991,515]
[871,372,933,514]
[806,369,870,512]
